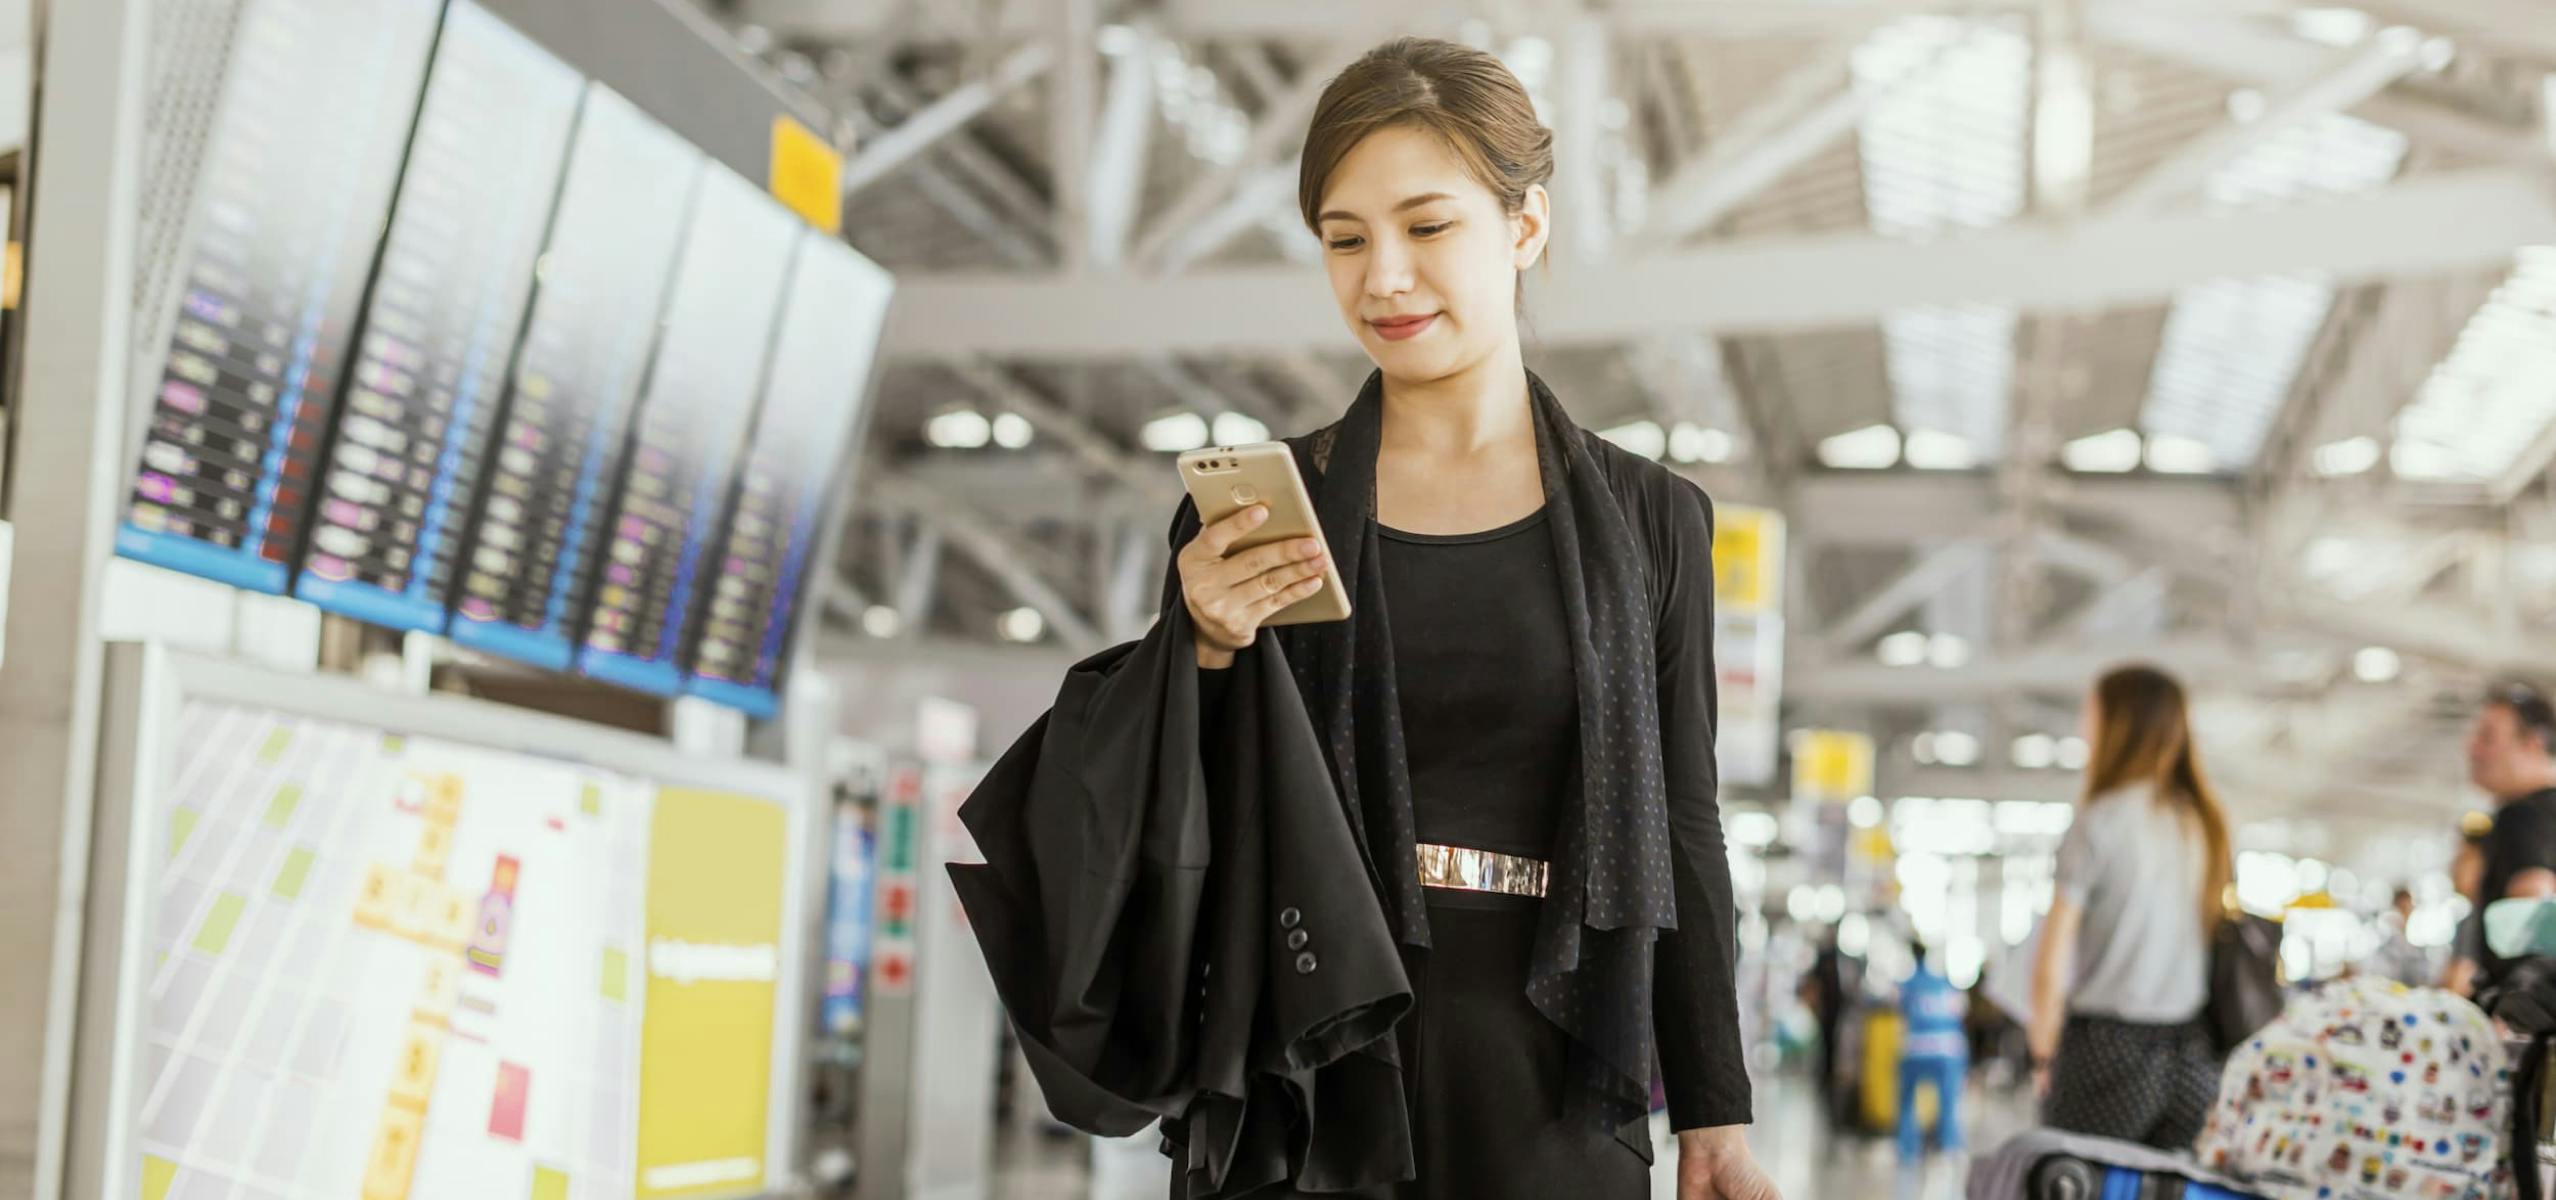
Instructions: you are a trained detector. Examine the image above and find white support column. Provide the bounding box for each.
[1550,15,1612,261]
[1085,21,1157,269]
[890,523,943,636]
[1050,0,1097,273]
[1,0,148,1194]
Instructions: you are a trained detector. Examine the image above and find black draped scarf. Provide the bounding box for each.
[1273,368,1679,1132]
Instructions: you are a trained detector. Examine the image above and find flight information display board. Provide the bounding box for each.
[75,648,811,1200]
[113,0,442,593]
[680,235,893,717]
[291,1,582,631]
[444,86,701,671]
[573,167,798,697]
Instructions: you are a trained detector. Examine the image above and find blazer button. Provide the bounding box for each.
[1295,951,1318,975]
[1286,929,1309,950]
[1279,907,1302,929]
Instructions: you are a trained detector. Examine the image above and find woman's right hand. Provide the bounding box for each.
[1177,504,1329,670]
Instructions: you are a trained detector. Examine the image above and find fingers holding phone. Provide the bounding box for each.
[1178,505,1328,669]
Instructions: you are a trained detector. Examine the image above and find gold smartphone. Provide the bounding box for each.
[1176,441,1352,626]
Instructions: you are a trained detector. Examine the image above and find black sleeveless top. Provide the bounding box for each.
[1377,508,1576,862]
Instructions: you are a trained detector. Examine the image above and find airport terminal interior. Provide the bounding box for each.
[4,0,2556,1198]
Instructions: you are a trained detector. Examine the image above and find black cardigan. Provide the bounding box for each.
[950,435,1750,1195]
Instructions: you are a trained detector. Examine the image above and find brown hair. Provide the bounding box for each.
[1297,38,1554,238]
[2083,664,2235,934]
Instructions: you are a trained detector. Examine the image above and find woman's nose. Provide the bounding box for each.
[1365,241,1413,297]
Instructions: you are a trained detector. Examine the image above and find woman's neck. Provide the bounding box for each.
[1377,341,1532,459]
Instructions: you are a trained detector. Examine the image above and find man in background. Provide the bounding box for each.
[1798,927,1856,1122]
[2361,888,2433,986]
[2467,682,2556,991]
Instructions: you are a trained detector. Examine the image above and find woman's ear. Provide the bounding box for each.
[1512,182,1552,271]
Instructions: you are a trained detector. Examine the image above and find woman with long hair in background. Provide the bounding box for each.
[2029,664,2235,1149]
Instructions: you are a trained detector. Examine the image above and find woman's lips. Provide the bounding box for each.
[1370,313,1438,342]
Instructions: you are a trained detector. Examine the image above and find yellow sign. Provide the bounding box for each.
[636,788,788,1198]
[768,115,843,235]
[1711,504,1784,617]
[1793,729,1874,803]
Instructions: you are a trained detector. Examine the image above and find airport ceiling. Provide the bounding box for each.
[698,0,2556,831]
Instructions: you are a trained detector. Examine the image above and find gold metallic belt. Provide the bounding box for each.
[1415,843,1548,898]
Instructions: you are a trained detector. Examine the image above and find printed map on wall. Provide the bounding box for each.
[130,699,787,1200]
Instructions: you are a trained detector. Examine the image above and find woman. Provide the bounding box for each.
[1174,37,1772,1200]
[2029,665,2234,1150]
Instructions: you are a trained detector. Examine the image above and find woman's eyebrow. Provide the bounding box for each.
[1315,191,1457,224]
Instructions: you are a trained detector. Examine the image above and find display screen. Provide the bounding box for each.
[113,0,442,593]
[679,235,893,717]
[573,166,798,697]
[443,86,700,670]
[291,2,582,631]
[120,691,796,1199]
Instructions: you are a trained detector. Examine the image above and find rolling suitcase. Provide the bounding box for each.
[2025,1156,2261,1200]
[1970,1129,2263,1200]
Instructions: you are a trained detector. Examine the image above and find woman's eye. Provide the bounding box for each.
[1413,222,1451,237]
[1327,236,1364,251]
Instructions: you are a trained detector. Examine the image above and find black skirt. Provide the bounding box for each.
[1241,890,1654,1199]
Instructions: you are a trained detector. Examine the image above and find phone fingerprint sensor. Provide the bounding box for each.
[1231,484,1258,505]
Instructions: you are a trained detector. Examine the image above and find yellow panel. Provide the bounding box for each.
[140,1154,177,1200]
[531,1165,570,1200]
[167,808,199,863]
[413,822,452,881]
[600,946,628,1004]
[421,773,463,827]
[272,846,317,901]
[388,1022,441,1112]
[1710,504,1786,617]
[415,957,460,1027]
[192,892,247,957]
[428,883,475,952]
[355,864,401,930]
[391,873,439,943]
[635,788,786,1199]
[1793,729,1875,803]
[362,1105,423,1200]
[768,115,843,235]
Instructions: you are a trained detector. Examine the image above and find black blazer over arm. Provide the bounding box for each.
[949,500,1413,1197]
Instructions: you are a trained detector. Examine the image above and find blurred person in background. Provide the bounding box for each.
[1896,943,1968,1162]
[2358,888,2434,987]
[1797,926,1852,1120]
[1962,964,2027,1083]
[2465,682,2556,991]
[2440,821,2490,996]
[2029,665,2233,1150]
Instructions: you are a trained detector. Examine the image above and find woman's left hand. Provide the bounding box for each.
[1676,1126,1780,1200]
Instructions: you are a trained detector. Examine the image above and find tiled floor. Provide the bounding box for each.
[990,1069,2041,1200]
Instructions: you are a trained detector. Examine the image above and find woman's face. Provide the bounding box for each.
[1313,124,1548,381]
